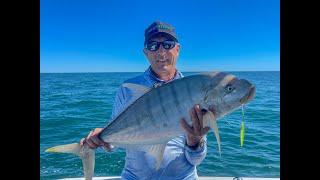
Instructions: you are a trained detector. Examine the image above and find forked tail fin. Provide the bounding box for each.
[45,143,95,180]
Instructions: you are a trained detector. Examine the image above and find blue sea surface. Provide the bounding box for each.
[40,71,280,179]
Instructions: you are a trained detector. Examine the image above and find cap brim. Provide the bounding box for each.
[145,32,178,45]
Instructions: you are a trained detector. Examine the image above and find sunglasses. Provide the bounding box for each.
[146,40,177,51]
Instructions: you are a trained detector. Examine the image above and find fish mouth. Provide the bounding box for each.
[240,86,256,104]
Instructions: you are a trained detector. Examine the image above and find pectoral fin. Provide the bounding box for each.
[202,110,221,156]
[147,144,167,169]
[127,143,167,170]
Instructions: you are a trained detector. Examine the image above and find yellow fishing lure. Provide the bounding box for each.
[240,106,245,147]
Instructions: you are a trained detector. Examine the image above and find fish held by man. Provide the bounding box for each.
[45,71,256,180]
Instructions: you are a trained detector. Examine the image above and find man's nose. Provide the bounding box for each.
[157,44,166,54]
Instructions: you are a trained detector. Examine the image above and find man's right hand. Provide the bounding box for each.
[80,128,113,151]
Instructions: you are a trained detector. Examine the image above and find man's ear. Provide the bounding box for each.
[143,48,148,56]
[176,44,181,56]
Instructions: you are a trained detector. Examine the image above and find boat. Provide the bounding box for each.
[60,176,280,180]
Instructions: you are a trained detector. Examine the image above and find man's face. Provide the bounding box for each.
[143,35,180,75]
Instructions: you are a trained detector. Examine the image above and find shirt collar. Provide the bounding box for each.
[144,66,183,85]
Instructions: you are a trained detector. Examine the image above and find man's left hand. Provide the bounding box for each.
[180,104,211,147]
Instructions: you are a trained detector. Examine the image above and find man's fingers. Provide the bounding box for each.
[180,118,195,136]
[87,131,100,148]
[80,128,107,149]
[80,138,85,146]
[86,139,98,148]
[190,107,200,136]
[91,136,103,146]
[86,130,94,139]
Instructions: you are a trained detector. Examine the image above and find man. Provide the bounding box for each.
[81,21,213,179]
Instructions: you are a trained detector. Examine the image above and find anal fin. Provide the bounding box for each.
[127,143,167,170]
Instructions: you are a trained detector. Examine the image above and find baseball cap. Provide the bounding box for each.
[144,21,178,45]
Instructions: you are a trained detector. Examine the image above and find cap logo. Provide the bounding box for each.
[147,24,173,34]
[157,24,172,31]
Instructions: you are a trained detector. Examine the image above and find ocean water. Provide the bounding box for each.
[40,71,280,179]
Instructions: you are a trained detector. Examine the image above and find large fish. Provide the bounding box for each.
[45,71,256,180]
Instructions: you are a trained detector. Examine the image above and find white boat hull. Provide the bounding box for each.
[60,176,280,180]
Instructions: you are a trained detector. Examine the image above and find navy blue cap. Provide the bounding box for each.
[144,21,178,45]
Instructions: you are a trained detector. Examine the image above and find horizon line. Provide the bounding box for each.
[40,70,280,74]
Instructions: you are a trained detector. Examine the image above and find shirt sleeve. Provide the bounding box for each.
[184,135,208,166]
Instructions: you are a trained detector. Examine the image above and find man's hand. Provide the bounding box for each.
[80,128,113,151]
[180,105,211,147]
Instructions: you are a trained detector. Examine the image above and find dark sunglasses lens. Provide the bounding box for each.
[147,42,159,51]
[163,41,176,49]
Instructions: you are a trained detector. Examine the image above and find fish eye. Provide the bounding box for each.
[225,84,234,92]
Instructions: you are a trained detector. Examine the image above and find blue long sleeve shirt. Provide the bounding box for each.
[110,66,207,180]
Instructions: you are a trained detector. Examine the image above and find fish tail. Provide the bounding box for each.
[45,143,81,155]
[45,143,95,180]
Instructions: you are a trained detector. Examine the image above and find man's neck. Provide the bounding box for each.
[151,68,177,82]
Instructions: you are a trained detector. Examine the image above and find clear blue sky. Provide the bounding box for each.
[40,0,279,73]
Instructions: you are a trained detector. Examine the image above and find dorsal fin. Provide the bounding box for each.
[122,83,151,96]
